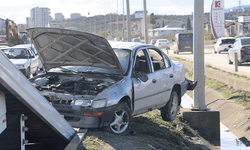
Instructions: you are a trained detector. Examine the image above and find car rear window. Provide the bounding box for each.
[221,39,235,44]
[241,39,250,45]
[158,40,168,42]
[179,34,193,41]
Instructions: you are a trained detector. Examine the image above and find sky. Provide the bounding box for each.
[0,0,249,24]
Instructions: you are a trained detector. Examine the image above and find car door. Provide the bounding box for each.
[27,49,36,74]
[132,48,161,115]
[147,48,174,105]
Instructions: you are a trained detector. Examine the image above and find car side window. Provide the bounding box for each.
[233,40,238,47]
[134,49,151,74]
[147,48,166,71]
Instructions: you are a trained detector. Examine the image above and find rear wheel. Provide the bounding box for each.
[161,91,179,121]
[26,68,30,78]
[228,55,233,64]
[176,51,179,55]
[33,67,38,76]
[106,103,131,135]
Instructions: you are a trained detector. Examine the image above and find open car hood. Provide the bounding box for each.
[26,28,123,74]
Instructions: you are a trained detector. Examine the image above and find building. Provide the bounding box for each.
[26,17,30,27]
[30,7,51,27]
[70,13,81,20]
[165,21,182,28]
[50,20,63,28]
[148,27,186,37]
[0,18,5,30]
[55,13,64,20]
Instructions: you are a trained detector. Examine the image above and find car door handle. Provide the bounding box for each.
[152,79,157,83]
[170,74,174,78]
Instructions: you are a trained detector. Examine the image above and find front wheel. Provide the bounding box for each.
[161,91,179,121]
[106,103,131,135]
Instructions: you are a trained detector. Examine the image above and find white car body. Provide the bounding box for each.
[7,46,39,78]
[214,37,235,54]
[155,39,170,50]
[27,28,195,134]
[13,44,43,70]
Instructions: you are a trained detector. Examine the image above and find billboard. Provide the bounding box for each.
[135,11,147,18]
[210,0,225,38]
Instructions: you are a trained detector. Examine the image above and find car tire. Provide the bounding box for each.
[176,51,179,54]
[214,48,217,53]
[228,55,233,64]
[106,103,131,135]
[33,67,38,76]
[174,50,176,54]
[161,91,179,121]
[26,68,30,78]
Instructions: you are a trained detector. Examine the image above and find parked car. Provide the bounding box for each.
[132,38,140,42]
[214,37,235,54]
[173,33,193,54]
[13,44,43,71]
[27,28,197,135]
[155,39,170,50]
[7,46,39,78]
[150,39,157,45]
[228,37,250,66]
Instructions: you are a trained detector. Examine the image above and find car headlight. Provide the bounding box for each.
[16,65,25,69]
[91,99,107,108]
[73,100,93,106]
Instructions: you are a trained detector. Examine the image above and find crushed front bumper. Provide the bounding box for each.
[52,104,117,128]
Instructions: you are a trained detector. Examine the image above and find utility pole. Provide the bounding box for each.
[123,0,125,41]
[126,0,131,42]
[193,0,206,110]
[117,0,119,41]
[143,0,148,44]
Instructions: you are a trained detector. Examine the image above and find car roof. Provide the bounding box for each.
[109,41,153,51]
[218,37,235,39]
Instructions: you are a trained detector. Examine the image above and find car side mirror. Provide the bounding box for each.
[29,55,35,58]
[213,41,216,44]
[228,45,232,48]
[134,71,148,82]
[172,39,175,42]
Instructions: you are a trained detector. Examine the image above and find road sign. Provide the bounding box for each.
[210,0,225,38]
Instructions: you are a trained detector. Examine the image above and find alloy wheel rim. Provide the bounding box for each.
[170,96,178,117]
[110,109,129,134]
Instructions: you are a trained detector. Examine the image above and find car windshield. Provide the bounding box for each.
[50,49,131,75]
[7,48,29,59]
[222,39,235,44]
[241,39,250,45]
[158,40,168,42]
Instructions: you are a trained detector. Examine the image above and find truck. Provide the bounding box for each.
[0,19,30,47]
[0,50,85,149]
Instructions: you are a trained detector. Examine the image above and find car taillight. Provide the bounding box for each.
[219,43,223,46]
[240,46,247,53]
[159,43,161,45]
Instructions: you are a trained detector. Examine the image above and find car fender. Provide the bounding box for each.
[94,76,133,108]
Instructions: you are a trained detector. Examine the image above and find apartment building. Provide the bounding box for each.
[30,7,51,27]
[55,13,65,20]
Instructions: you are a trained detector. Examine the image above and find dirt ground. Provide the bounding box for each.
[78,109,218,150]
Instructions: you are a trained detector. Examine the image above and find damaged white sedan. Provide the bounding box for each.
[27,28,196,135]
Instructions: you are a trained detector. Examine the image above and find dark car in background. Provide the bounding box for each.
[228,37,250,66]
[173,33,193,54]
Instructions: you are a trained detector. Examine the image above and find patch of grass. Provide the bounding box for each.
[81,136,106,150]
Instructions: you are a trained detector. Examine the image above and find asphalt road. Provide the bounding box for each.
[164,46,250,78]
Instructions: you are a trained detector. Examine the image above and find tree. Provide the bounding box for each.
[162,20,165,27]
[148,13,157,36]
[187,18,191,30]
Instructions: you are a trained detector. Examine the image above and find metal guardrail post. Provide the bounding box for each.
[234,52,238,72]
